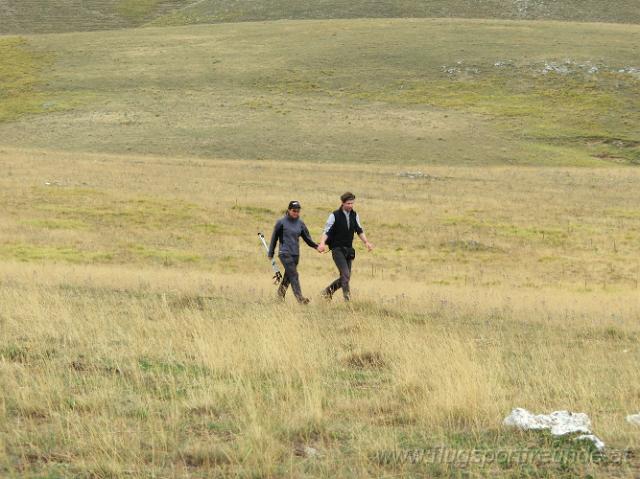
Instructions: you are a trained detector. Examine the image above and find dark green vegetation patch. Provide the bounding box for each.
[0,38,53,122]
[3,0,640,34]
[0,0,193,34]
[153,0,640,27]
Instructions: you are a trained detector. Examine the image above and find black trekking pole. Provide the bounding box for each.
[258,232,283,284]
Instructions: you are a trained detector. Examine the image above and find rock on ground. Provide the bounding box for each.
[503,408,605,451]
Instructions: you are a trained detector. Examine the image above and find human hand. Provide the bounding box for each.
[317,244,326,253]
[365,242,374,252]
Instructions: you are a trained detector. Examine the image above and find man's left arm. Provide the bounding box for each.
[355,213,374,251]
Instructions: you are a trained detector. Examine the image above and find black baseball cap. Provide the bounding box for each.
[288,200,301,210]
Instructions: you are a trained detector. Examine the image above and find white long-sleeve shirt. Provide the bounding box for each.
[323,210,363,234]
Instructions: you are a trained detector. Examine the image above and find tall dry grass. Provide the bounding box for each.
[1,148,640,476]
[1,262,639,477]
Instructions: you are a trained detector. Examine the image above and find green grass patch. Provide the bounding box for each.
[0,344,29,363]
[116,0,161,20]
[232,205,276,218]
[21,218,88,230]
[3,0,640,35]
[127,243,201,265]
[1,19,638,166]
[0,38,55,123]
[607,208,640,219]
[151,0,640,26]
[442,239,502,253]
[441,216,569,244]
[0,1,194,34]
[31,190,202,229]
[138,356,211,377]
[245,40,639,165]
[0,243,113,263]
[495,224,568,244]
[193,223,219,233]
[308,66,639,165]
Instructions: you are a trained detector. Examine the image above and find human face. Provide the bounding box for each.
[342,200,355,212]
[288,208,301,219]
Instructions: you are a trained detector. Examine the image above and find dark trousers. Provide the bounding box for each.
[278,254,305,302]
[325,247,353,300]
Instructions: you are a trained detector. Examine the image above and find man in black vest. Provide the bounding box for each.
[317,192,374,301]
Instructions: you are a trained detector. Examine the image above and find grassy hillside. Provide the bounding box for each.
[0,0,192,34]
[0,38,55,122]
[0,19,638,166]
[1,148,640,477]
[2,12,640,478]
[2,0,640,35]
[3,147,640,288]
[153,0,640,27]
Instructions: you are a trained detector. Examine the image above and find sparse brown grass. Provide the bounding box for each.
[1,147,639,477]
[2,146,640,290]
[1,10,639,478]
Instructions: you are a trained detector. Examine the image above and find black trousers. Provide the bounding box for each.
[278,254,305,302]
[325,247,353,300]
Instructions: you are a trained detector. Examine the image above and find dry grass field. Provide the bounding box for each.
[1,147,640,478]
[1,11,640,479]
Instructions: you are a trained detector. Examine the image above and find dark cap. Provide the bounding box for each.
[288,200,301,210]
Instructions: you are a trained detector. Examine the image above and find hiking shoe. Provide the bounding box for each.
[321,289,332,301]
[298,297,310,305]
[277,286,287,300]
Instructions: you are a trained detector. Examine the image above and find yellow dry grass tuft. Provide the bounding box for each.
[1,148,639,477]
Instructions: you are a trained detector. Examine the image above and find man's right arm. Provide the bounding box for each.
[317,213,335,252]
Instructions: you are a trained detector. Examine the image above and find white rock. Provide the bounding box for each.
[294,445,321,458]
[576,434,606,452]
[398,171,426,179]
[503,408,592,435]
[304,446,318,457]
[627,413,640,426]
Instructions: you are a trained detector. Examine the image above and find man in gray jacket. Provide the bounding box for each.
[268,200,319,304]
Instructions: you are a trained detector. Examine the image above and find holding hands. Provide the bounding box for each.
[317,242,373,253]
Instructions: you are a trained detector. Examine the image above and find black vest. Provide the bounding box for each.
[327,208,360,249]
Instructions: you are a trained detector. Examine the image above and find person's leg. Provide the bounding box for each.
[343,256,353,301]
[326,248,351,301]
[280,254,307,303]
[323,277,341,299]
[323,249,343,299]
[277,260,290,300]
[289,255,307,302]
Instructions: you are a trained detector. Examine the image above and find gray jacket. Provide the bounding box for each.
[268,215,318,257]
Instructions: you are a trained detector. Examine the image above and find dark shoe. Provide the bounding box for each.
[298,297,310,305]
[277,285,287,300]
[321,289,332,301]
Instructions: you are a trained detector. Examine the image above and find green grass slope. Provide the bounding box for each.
[0,38,55,121]
[153,0,640,27]
[0,19,638,166]
[2,0,640,35]
[0,0,192,34]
